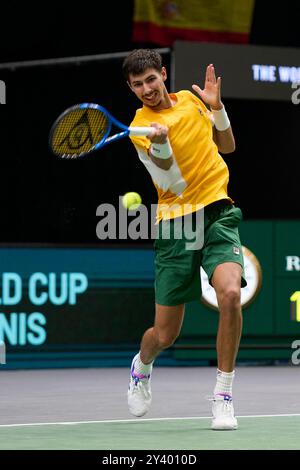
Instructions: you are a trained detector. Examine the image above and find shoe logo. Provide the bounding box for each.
[223,395,232,402]
[215,393,232,402]
[131,368,151,386]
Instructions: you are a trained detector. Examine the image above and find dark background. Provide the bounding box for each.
[0,1,299,243]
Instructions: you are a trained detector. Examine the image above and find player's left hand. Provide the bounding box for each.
[192,64,223,110]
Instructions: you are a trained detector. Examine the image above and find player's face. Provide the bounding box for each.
[128,67,168,109]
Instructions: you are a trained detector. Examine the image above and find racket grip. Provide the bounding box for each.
[129,126,154,137]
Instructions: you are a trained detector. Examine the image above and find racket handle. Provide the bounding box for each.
[129,126,154,137]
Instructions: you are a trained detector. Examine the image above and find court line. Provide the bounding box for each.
[1,413,300,428]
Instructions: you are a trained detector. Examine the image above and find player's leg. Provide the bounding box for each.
[212,261,243,373]
[127,215,200,417]
[140,303,185,364]
[201,201,245,430]
[210,261,242,430]
[128,303,185,417]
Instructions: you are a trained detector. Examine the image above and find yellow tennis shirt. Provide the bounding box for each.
[129,90,233,221]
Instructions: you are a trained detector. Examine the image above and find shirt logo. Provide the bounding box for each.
[233,246,240,255]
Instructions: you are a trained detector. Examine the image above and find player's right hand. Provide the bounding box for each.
[148,123,169,143]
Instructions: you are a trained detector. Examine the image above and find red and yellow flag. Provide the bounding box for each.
[133,0,255,45]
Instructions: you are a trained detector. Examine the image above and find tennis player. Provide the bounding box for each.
[122,49,246,430]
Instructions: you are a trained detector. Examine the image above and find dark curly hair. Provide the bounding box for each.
[122,49,162,82]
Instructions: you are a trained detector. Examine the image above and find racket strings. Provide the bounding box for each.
[51,108,109,158]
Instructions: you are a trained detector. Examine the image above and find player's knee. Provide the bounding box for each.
[218,287,241,309]
[157,332,178,349]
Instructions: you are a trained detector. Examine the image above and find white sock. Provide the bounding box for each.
[214,369,235,397]
[133,352,153,377]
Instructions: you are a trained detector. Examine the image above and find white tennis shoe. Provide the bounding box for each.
[211,393,238,430]
[127,354,152,417]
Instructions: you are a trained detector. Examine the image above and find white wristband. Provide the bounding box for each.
[212,106,231,131]
[150,138,173,160]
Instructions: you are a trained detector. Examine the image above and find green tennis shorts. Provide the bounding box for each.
[154,199,247,306]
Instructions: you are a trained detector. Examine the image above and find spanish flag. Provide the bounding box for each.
[133,0,255,45]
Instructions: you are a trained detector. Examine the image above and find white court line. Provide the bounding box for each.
[1,413,300,428]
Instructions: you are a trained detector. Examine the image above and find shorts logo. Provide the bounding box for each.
[233,246,240,255]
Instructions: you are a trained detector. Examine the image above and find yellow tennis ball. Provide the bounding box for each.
[122,192,142,210]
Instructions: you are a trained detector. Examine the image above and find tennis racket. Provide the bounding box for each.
[49,103,153,159]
